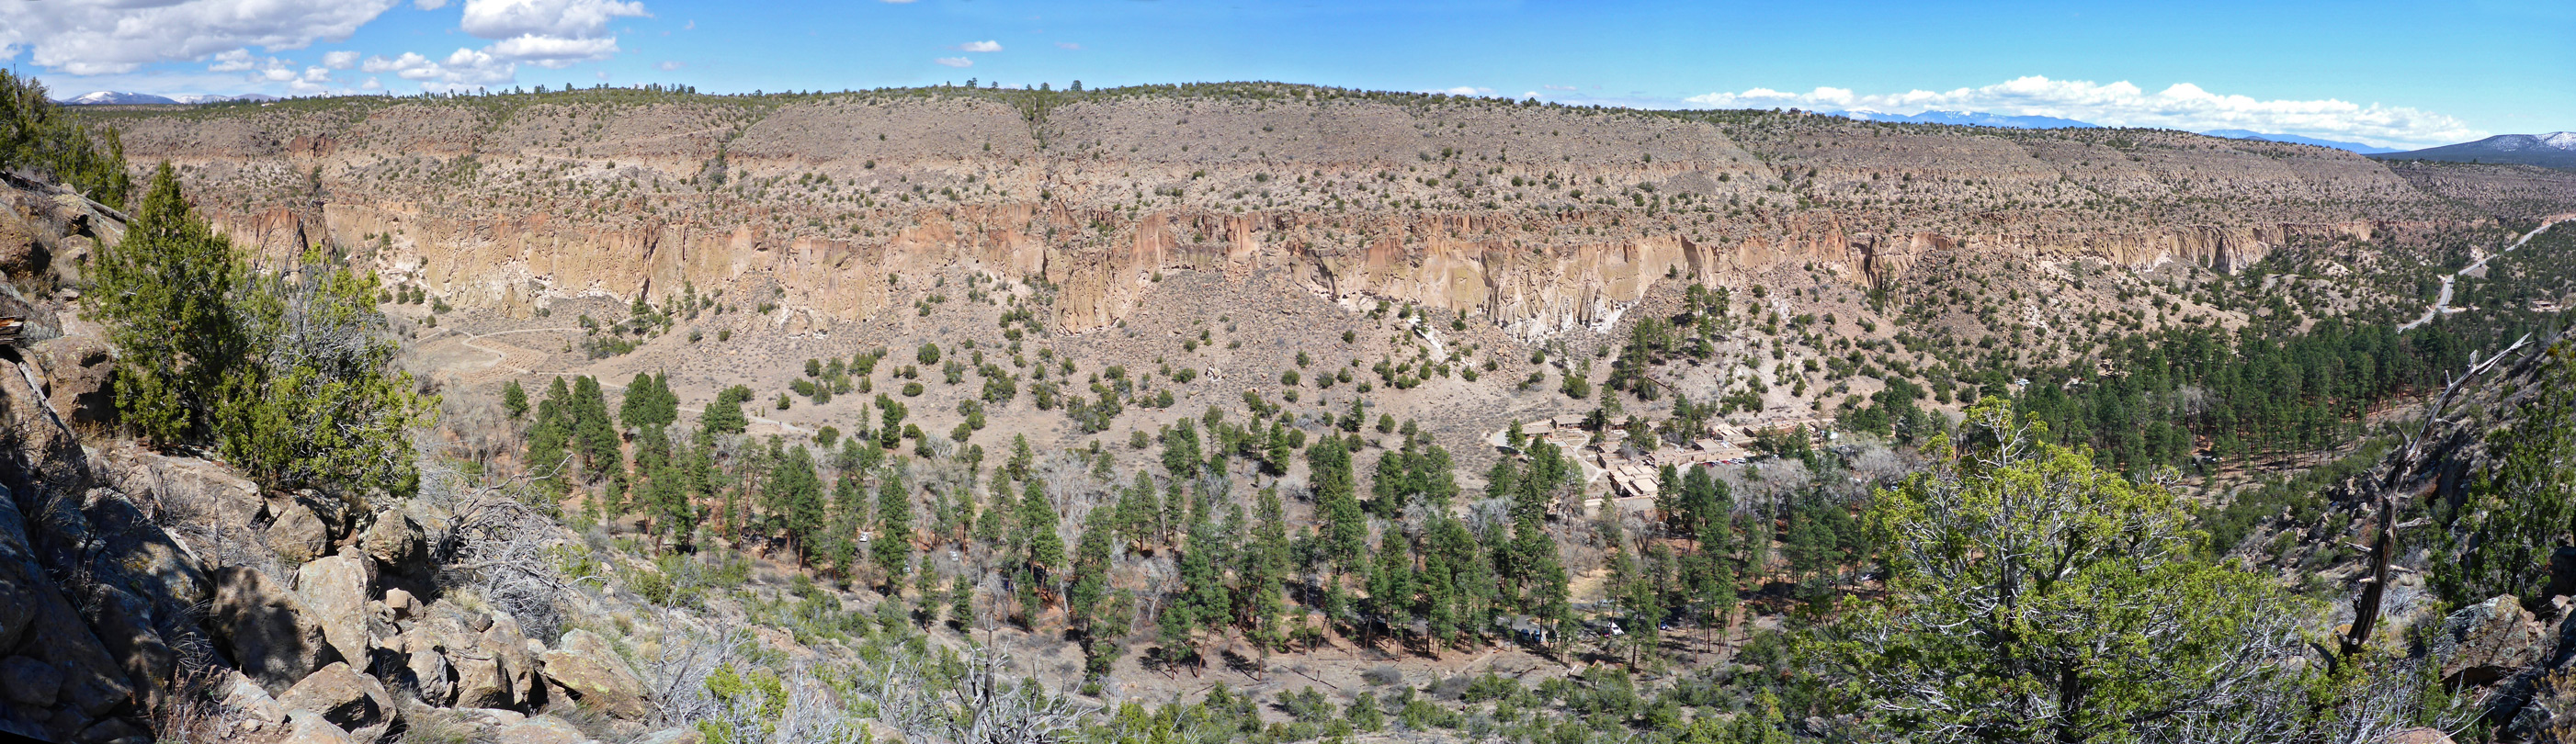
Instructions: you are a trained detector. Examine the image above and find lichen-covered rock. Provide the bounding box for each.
[219,670,285,723]
[210,566,340,694]
[407,643,457,707]
[281,710,355,744]
[485,612,543,709]
[294,547,379,671]
[496,715,586,744]
[267,502,331,564]
[274,662,393,732]
[539,629,650,719]
[360,510,426,575]
[32,336,112,426]
[2434,594,2548,687]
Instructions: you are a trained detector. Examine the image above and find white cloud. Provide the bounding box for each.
[209,50,260,73]
[323,51,360,69]
[0,0,401,75]
[361,76,383,90]
[360,49,515,91]
[1683,75,2480,149]
[485,34,620,67]
[655,61,684,71]
[935,57,972,68]
[1055,41,1081,51]
[460,0,649,39]
[954,40,1003,52]
[458,0,645,68]
[1429,86,1494,96]
[343,0,646,93]
[1542,85,1577,92]
[415,0,450,8]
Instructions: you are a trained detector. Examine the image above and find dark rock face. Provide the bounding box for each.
[0,484,137,735]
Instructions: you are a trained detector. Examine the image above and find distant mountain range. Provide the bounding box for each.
[1821,110,2411,154]
[2200,129,2403,154]
[2369,132,2576,170]
[58,91,279,106]
[1830,109,2097,130]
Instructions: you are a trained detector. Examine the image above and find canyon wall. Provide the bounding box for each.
[82,85,2569,335]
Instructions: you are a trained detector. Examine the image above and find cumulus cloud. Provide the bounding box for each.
[351,0,647,93]
[416,0,450,8]
[485,34,620,67]
[1428,86,1494,96]
[655,60,684,71]
[323,51,360,69]
[1682,75,2480,148]
[935,57,972,68]
[459,0,644,67]
[0,0,400,75]
[461,0,649,39]
[361,49,515,91]
[953,40,1003,52]
[1055,41,1082,51]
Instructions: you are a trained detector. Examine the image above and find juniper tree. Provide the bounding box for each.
[1814,401,2307,744]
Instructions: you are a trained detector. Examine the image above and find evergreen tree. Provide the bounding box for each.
[1069,507,1116,636]
[872,468,914,587]
[1021,477,1065,573]
[1311,435,1366,572]
[90,163,243,445]
[569,376,619,474]
[502,379,529,419]
[768,441,826,564]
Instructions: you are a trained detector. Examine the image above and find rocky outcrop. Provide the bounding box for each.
[294,548,378,677]
[539,629,650,719]
[210,566,341,693]
[275,661,396,735]
[2432,595,2548,687]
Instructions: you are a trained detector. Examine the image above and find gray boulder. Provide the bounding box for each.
[281,710,356,744]
[294,547,378,672]
[360,511,426,576]
[539,629,650,719]
[210,566,340,694]
[496,715,586,744]
[274,661,394,732]
[267,502,331,564]
[2434,594,2548,687]
[485,612,542,708]
[218,670,285,723]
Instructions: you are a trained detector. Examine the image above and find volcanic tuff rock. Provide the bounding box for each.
[79,85,2576,337]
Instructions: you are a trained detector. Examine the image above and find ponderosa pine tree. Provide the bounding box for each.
[872,468,914,588]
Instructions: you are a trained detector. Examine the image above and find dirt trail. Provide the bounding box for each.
[2400,218,2565,331]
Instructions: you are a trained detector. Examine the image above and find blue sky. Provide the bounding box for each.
[6,0,2570,149]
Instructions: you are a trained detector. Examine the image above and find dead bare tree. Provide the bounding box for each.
[2342,333,2532,659]
[425,455,591,640]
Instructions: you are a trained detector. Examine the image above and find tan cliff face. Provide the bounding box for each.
[81,85,2573,336]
